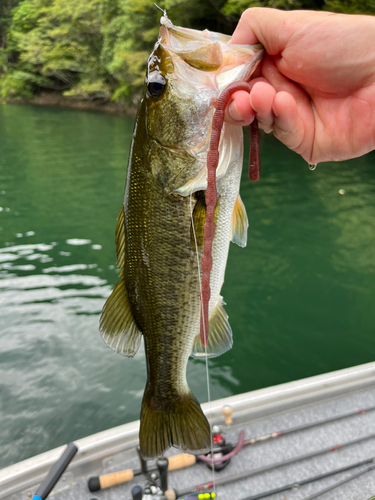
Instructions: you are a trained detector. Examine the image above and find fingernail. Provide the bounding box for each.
[228,101,243,122]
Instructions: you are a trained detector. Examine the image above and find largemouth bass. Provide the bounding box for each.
[100,15,262,459]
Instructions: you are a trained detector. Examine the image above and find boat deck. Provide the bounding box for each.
[2,363,375,500]
[53,387,375,500]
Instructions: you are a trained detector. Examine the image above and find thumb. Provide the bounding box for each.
[230,7,308,55]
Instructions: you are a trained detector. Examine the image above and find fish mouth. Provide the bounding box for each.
[155,15,263,196]
[159,15,264,91]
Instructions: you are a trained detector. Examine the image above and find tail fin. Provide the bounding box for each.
[139,390,211,459]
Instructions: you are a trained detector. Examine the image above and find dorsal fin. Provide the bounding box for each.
[99,205,142,357]
[116,205,125,269]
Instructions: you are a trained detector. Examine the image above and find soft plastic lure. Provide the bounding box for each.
[200,82,260,346]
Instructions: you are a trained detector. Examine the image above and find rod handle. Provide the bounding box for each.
[168,453,196,471]
[33,442,78,500]
[165,489,177,500]
[100,469,134,488]
[89,468,135,491]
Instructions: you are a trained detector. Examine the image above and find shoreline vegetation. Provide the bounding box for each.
[12,91,138,116]
[0,0,374,116]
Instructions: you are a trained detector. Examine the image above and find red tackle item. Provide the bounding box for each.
[213,432,224,445]
[200,81,260,347]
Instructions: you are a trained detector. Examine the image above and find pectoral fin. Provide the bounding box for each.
[230,194,248,247]
[190,192,220,252]
[99,205,142,357]
[191,296,233,358]
[190,191,206,251]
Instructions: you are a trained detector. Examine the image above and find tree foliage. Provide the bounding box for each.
[222,0,323,16]
[0,0,374,105]
[324,0,375,13]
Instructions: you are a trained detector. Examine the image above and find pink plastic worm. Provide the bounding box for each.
[200,81,260,347]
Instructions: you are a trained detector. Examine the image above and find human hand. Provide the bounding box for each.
[226,8,375,163]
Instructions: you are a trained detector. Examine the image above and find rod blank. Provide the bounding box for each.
[240,457,375,500]
[303,463,375,500]
[179,433,375,495]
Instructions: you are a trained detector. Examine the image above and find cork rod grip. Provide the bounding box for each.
[164,489,177,500]
[99,469,134,489]
[168,453,196,471]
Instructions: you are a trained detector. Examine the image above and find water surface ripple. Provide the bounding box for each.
[0,104,375,469]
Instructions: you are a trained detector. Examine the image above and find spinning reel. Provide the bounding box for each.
[130,445,220,500]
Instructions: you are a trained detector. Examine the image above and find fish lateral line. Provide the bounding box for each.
[200,81,260,347]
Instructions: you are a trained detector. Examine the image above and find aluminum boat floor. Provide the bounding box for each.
[50,386,375,500]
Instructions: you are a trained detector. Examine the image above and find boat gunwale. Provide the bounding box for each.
[1,361,375,498]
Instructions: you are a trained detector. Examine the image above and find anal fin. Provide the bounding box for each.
[191,296,232,358]
[230,194,248,247]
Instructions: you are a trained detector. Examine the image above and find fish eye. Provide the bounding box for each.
[147,73,166,98]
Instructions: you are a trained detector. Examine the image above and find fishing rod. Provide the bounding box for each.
[129,454,375,500]
[238,456,375,500]
[242,405,375,447]
[130,485,217,500]
[302,462,375,500]
[126,458,218,500]
[88,443,233,492]
[88,404,375,491]
[177,432,375,496]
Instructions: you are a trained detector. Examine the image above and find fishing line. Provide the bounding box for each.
[154,3,166,15]
[189,185,216,496]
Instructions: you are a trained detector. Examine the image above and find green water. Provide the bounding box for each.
[1,103,375,469]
